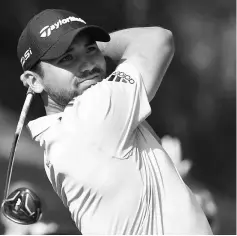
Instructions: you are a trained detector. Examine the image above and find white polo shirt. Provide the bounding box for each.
[28,62,212,234]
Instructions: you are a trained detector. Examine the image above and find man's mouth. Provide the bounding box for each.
[73,74,102,90]
[87,74,100,81]
[75,74,101,83]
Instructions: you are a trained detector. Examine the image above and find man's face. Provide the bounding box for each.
[39,33,106,106]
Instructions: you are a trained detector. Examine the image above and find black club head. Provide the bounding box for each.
[1,187,42,225]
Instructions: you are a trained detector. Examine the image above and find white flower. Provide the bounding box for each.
[161,135,192,177]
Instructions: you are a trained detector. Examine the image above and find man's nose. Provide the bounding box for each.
[77,67,98,79]
[76,60,95,77]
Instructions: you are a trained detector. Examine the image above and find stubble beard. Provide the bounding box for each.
[45,70,106,107]
[45,86,79,107]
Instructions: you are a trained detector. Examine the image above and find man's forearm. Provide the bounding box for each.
[98,27,172,63]
[98,27,151,62]
[98,27,174,101]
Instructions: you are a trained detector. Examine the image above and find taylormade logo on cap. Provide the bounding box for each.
[40,16,86,37]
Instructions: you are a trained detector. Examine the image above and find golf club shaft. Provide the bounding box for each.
[3,87,34,201]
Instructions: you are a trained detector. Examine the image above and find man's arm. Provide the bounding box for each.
[98,27,175,102]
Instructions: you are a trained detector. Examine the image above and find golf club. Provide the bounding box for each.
[1,87,42,224]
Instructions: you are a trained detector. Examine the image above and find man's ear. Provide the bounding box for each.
[20,70,44,93]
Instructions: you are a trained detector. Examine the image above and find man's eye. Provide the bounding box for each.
[87,46,97,53]
[59,54,73,63]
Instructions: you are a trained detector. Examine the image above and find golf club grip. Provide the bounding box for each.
[16,87,34,135]
[3,87,35,200]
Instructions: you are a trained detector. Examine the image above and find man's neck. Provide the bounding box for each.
[43,95,65,115]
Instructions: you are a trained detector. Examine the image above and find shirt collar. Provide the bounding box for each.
[27,113,63,139]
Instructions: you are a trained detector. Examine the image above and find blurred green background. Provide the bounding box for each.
[0,0,235,234]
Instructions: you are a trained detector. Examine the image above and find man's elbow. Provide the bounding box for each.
[152,27,175,56]
[145,28,175,101]
[165,29,175,57]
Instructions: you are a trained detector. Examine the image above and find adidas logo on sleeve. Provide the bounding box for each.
[107,71,135,84]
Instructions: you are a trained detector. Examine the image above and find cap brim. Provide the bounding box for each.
[41,25,110,60]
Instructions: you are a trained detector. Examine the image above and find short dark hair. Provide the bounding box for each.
[30,62,44,78]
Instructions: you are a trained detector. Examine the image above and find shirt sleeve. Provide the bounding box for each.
[71,61,151,158]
